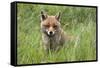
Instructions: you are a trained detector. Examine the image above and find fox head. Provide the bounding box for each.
[40,11,61,37]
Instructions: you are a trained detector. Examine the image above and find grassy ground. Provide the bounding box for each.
[17,3,97,65]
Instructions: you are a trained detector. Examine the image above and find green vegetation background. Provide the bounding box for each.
[17,3,96,65]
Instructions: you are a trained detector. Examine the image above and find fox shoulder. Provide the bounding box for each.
[61,30,75,42]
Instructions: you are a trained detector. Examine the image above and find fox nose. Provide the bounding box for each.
[49,31,53,35]
[48,31,54,36]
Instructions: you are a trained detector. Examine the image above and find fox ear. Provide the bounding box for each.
[55,12,61,21]
[40,11,48,21]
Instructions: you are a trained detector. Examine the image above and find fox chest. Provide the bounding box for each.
[43,36,61,49]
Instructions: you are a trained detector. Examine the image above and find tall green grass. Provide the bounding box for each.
[17,3,96,65]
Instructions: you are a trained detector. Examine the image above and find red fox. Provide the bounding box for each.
[40,11,69,52]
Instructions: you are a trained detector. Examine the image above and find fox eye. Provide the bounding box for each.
[53,25,57,28]
[44,25,49,28]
